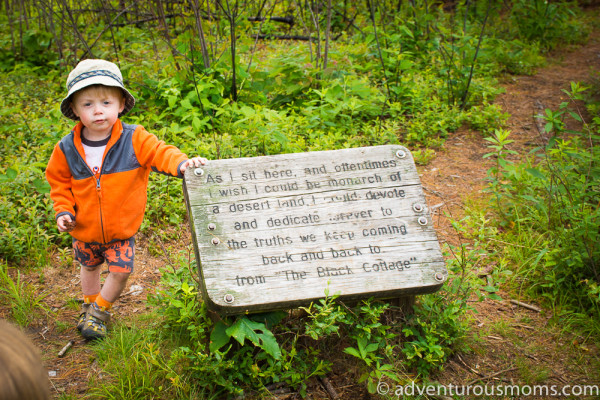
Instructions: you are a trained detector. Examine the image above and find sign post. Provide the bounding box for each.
[183,145,447,314]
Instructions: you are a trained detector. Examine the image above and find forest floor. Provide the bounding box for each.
[7,30,600,400]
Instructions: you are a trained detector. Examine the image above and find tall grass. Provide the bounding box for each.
[0,261,50,326]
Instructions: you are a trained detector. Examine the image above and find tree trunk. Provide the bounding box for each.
[323,0,332,71]
[190,0,211,69]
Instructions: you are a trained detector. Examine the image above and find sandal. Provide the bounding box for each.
[80,304,111,340]
[76,303,91,332]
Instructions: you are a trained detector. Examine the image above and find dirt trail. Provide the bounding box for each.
[422,30,600,244]
[419,31,600,394]
[423,34,600,270]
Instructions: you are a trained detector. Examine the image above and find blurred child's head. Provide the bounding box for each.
[61,59,135,121]
[0,319,51,400]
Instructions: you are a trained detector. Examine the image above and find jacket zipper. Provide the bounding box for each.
[96,146,116,244]
[95,177,106,243]
[76,138,114,244]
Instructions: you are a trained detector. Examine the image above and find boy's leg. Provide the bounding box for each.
[80,263,102,297]
[73,240,104,331]
[95,236,136,308]
[81,237,135,340]
[97,271,131,305]
[78,265,102,331]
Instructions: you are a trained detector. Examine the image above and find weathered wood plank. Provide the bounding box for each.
[183,145,446,314]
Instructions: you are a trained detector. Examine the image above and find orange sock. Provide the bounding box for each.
[83,293,99,304]
[94,294,113,310]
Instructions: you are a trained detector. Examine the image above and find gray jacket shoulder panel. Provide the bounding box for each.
[58,132,93,180]
[102,123,142,175]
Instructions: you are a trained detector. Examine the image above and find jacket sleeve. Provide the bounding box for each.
[45,143,76,219]
[132,126,188,178]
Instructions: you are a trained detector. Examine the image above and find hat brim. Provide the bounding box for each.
[60,76,135,121]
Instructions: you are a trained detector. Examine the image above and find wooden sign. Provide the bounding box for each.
[183,145,447,314]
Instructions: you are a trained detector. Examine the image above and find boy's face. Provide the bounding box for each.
[70,86,125,139]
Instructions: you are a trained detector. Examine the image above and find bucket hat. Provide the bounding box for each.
[60,59,136,120]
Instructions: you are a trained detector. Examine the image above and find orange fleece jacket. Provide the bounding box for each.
[46,120,188,244]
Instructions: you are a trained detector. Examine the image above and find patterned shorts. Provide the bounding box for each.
[73,237,135,274]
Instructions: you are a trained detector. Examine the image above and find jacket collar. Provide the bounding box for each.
[72,119,124,152]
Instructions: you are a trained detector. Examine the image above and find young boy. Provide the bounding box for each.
[46,59,207,340]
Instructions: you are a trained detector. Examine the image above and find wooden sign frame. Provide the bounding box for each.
[183,145,447,314]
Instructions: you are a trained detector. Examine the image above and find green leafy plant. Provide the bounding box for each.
[210,315,283,359]
[483,38,545,75]
[345,335,400,394]
[149,253,332,397]
[300,289,351,340]
[488,83,600,335]
[483,129,518,214]
[344,300,400,393]
[0,29,57,70]
[509,0,589,50]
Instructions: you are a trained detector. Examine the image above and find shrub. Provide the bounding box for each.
[488,83,600,333]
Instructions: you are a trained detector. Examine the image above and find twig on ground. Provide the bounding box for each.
[456,353,483,376]
[467,366,517,386]
[510,299,541,313]
[48,375,60,394]
[319,376,340,399]
[512,323,535,330]
[524,353,539,362]
[430,202,445,211]
[120,286,143,298]
[270,387,292,395]
[39,326,49,340]
[551,369,569,384]
[58,340,74,358]
[422,186,446,198]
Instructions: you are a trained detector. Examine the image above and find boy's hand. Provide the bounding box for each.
[57,214,76,232]
[180,156,208,174]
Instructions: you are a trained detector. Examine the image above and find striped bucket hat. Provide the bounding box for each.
[60,59,136,120]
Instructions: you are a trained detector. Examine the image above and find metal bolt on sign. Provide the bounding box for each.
[194,168,204,176]
[418,216,428,226]
[413,203,424,212]
[224,294,235,304]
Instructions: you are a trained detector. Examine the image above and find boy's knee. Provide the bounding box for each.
[109,271,131,282]
[80,262,102,272]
